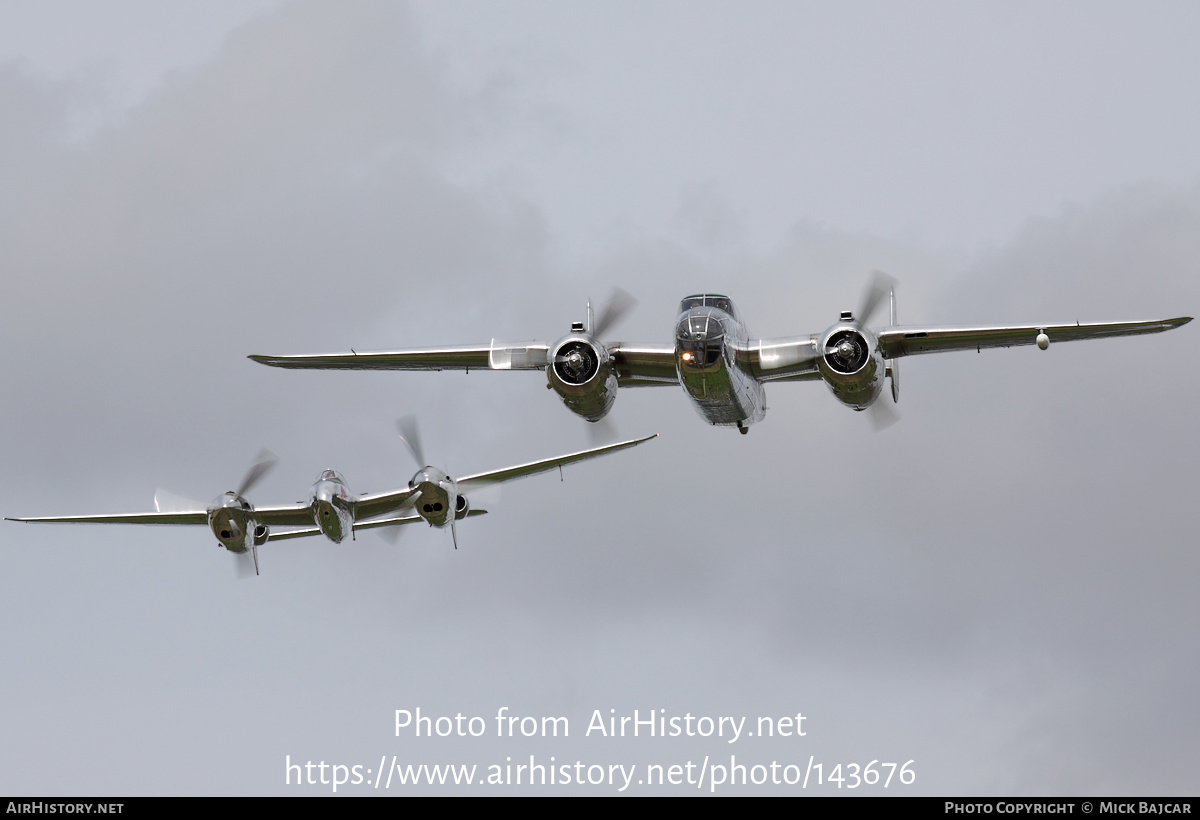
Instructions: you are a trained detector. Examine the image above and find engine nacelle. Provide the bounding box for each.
[816,323,886,410]
[207,492,258,553]
[547,333,617,422]
[454,494,470,520]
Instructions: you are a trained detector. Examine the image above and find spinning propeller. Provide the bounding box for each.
[552,287,638,379]
[164,449,275,578]
[226,449,277,577]
[826,271,900,431]
[392,415,465,548]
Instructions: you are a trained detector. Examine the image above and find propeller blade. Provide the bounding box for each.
[154,488,204,513]
[377,523,406,545]
[450,513,459,550]
[461,482,502,512]
[236,449,278,498]
[867,396,900,432]
[590,287,637,338]
[856,270,896,327]
[396,415,426,467]
[232,550,257,580]
[586,414,620,447]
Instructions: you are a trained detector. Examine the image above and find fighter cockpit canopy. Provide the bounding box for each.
[317,469,345,483]
[679,294,738,319]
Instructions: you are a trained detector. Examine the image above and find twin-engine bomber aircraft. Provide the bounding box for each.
[6,432,657,575]
[249,274,1192,433]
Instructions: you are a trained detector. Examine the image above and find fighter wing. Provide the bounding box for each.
[352,509,487,532]
[265,516,449,541]
[253,527,322,542]
[249,342,549,372]
[352,486,421,522]
[877,317,1191,358]
[251,505,324,527]
[455,433,658,488]
[8,503,317,529]
[6,511,209,525]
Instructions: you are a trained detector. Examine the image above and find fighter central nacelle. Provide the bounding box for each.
[816,315,886,410]
[311,469,354,543]
[547,326,617,422]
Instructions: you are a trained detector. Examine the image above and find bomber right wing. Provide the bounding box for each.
[249,342,549,372]
[252,341,686,387]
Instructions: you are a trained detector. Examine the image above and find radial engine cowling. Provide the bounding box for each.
[816,323,885,410]
[547,334,617,422]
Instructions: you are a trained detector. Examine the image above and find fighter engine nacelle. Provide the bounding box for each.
[816,322,886,410]
[547,332,617,422]
[207,493,259,553]
[454,494,470,520]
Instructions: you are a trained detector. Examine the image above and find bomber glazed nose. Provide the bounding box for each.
[676,309,726,368]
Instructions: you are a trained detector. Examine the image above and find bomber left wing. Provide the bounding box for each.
[877,317,1191,358]
[742,336,821,382]
[730,318,1193,382]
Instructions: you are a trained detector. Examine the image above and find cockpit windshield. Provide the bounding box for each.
[679,294,737,318]
[676,311,726,367]
[677,312,726,342]
[318,469,344,483]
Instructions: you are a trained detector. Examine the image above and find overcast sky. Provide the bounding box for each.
[1,0,1197,795]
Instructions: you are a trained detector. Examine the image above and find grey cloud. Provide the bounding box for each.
[1,0,1196,795]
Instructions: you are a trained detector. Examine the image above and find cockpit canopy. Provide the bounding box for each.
[317,469,345,484]
[679,294,738,319]
[676,308,726,367]
[676,312,726,343]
